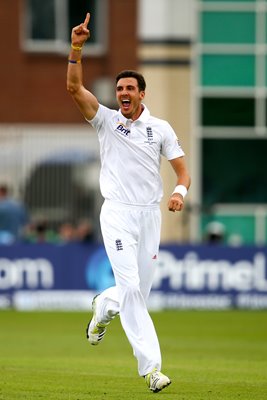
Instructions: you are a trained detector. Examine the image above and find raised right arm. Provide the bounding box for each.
[67,13,99,121]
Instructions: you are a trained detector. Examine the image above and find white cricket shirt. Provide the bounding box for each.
[88,104,185,206]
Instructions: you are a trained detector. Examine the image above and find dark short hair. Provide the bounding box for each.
[115,70,146,92]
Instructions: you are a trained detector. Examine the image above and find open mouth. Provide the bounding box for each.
[121,99,131,110]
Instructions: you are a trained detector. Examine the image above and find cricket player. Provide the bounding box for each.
[67,13,191,393]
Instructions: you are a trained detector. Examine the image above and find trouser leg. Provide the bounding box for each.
[99,202,162,376]
[93,286,120,324]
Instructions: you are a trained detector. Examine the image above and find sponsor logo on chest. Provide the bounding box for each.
[115,123,130,137]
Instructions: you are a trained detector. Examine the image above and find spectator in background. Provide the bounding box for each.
[204,221,225,244]
[0,183,28,244]
[24,219,58,244]
[75,218,94,243]
[58,221,76,243]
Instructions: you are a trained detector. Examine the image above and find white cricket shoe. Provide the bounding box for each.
[86,295,109,345]
[145,369,171,393]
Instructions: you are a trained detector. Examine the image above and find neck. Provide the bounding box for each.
[131,104,144,121]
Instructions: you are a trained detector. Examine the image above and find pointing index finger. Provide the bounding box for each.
[84,12,90,27]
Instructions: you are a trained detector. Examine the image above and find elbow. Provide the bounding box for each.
[66,81,80,97]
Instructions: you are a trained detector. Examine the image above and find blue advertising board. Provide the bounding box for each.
[0,243,267,310]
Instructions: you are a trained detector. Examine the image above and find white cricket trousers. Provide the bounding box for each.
[96,199,162,376]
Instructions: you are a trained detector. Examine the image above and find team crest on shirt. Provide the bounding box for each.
[115,239,123,251]
[144,127,156,145]
[115,122,130,137]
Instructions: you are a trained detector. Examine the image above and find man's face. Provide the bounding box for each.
[116,77,145,120]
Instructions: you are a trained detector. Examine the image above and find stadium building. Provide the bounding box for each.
[1,0,267,245]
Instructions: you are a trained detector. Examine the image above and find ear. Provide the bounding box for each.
[140,91,145,100]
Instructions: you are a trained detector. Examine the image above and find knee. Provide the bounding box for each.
[119,284,144,305]
[120,282,139,295]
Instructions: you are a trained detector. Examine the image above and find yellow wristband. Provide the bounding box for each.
[71,44,83,51]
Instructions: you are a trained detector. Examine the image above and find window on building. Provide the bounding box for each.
[202,138,267,205]
[201,11,256,44]
[201,54,255,87]
[197,0,267,244]
[202,97,255,127]
[24,0,106,55]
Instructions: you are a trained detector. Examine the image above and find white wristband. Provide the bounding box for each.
[172,185,187,198]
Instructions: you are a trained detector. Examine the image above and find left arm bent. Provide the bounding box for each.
[167,157,191,212]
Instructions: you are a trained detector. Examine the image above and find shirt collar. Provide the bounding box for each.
[118,104,150,124]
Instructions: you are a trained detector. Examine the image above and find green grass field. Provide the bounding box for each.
[0,310,266,400]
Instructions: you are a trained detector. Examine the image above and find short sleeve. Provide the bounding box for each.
[86,104,113,133]
[161,122,185,160]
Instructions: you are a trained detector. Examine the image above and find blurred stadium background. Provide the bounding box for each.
[1,0,267,311]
